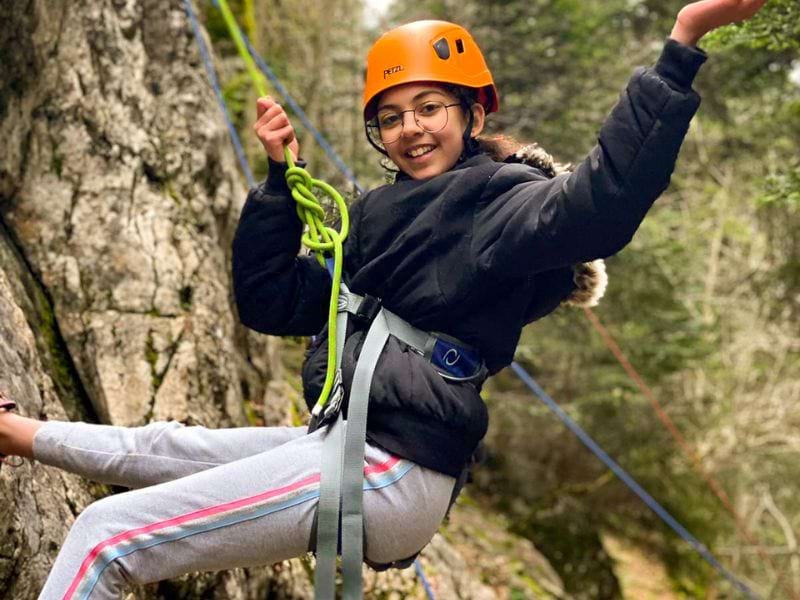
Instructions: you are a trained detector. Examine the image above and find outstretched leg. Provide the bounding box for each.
[31,419,308,488]
[0,393,310,488]
[37,426,456,599]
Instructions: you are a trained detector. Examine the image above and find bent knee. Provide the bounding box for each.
[139,420,185,451]
[362,468,455,564]
[72,495,121,532]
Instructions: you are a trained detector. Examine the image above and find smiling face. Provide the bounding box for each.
[376,83,485,180]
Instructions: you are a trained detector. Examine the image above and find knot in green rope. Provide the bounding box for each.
[285,161,348,268]
[284,147,350,412]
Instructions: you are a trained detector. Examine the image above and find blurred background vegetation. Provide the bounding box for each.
[202,0,800,597]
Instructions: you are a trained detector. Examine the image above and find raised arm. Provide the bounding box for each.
[473,1,769,277]
[472,38,708,275]
[232,97,329,336]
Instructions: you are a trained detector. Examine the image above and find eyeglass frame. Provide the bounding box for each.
[367,101,463,145]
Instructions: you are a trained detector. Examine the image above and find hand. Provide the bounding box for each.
[670,0,768,46]
[253,96,300,163]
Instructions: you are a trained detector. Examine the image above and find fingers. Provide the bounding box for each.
[255,95,275,119]
[254,107,291,134]
[254,111,294,144]
[253,97,287,130]
[257,123,296,148]
[253,96,297,158]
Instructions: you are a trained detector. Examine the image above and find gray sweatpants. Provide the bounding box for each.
[31,419,456,599]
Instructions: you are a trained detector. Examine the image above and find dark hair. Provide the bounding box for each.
[441,83,479,108]
[444,86,546,163]
[441,85,482,159]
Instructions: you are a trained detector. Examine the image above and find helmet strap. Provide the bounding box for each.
[459,108,480,163]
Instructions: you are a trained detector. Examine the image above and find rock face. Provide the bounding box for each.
[0,0,260,429]
[0,0,564,597]
[0,225,102,599]
[0,0,283,595]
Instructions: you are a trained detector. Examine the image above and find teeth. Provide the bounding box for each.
[408,146,434,158]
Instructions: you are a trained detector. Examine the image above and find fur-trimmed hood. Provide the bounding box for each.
[476,136,608,308]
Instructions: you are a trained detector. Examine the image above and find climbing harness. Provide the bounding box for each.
[311,286,485,598]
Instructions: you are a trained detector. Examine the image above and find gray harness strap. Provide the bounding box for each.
[340,308,389,597]
[313,302,350,599]
[314,284,392,599]
[313,285,482,598]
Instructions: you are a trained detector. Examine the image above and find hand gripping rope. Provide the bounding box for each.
[212,0,349,421]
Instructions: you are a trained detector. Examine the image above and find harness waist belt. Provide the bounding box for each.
[338,291,486,382]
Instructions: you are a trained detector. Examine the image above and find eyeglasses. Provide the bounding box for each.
[368,101,461,145]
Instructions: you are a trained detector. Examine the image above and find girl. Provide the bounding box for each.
[0,1,767,597]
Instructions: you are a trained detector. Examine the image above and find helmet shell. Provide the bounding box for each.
[363,20,499,121]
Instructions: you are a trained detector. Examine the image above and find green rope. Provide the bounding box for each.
[214,0,350,412]
[285,157,349,412]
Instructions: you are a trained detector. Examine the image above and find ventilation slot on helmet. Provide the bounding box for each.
[433,37,450,60]
[456,39,465,53]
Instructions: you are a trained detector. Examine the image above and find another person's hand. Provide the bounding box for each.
[253,96,300,163]
[670,0,768,46]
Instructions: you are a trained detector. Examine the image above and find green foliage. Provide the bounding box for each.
[760,164,800,207]
[704,0,800,51]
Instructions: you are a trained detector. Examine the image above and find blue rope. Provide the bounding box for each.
[414,559,436,599]
[184,0,255,188]
[209,0,365,195]
[510,362,759,599]
[184,2,755,595]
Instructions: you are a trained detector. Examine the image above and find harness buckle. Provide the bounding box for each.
[324,369,345,420]
[353,294,382,325]
[308,369,345,434]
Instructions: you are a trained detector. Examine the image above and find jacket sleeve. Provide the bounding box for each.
[472,38,708,276]
[232,159,331,336]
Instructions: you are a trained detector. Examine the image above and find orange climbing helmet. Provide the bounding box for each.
[362,20,499,121]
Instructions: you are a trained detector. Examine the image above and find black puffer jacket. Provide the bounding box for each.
[232,38,707,478]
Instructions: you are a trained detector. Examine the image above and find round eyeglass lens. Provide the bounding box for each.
[376,101,451,144]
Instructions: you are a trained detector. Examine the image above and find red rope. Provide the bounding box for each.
[583,306,795,598]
